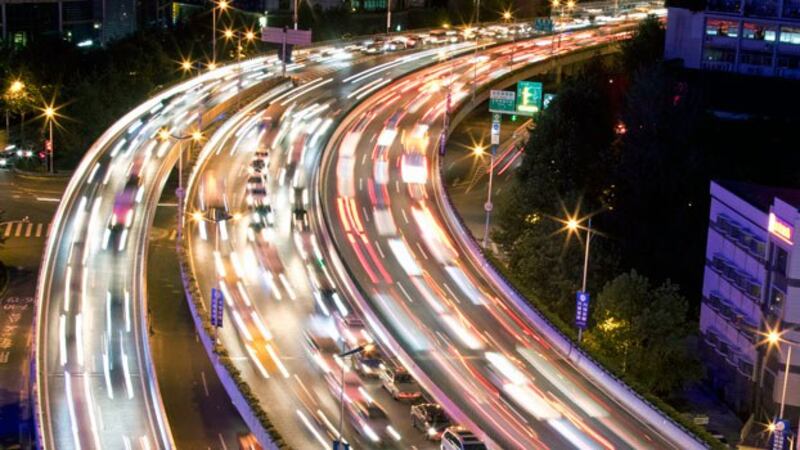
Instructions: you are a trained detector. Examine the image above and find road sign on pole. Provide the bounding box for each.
[210,287,224,328]
[491,113,501,147]
[769,420,790,450]
[489,90,516,114]
[516,81,543,116]
[575,291,590,330]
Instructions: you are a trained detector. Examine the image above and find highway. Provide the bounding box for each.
[34,55,287,449]
[317,22,699,450]
[183,41,495,450]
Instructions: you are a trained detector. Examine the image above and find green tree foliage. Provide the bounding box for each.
[586,271,701,396]
[494,61,618,317]
[618,16,666,74]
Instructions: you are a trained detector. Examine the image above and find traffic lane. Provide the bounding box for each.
[198,124,434,450]
[377,46,679,448]
[40,128,175,449]
[327,46,674,448]
[358,82,668,449]
[0,270,36,448]
[148,204,249,450]
[0,170,68,223]
[323,111,567,450]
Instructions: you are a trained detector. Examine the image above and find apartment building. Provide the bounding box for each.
[664,0,800,78]
[701,180,800,429]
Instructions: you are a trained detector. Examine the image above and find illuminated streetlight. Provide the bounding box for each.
[223,28,234,40]
[760,326,796,420]
[244,30,256,41]
[207,61,218,70]
[502,11,512,21]
[157,128,171,141]
[180,59,193,73]
[560,212,594,342]
[472,144,485,156]
[191,130,203,142]
[212,0,231,64]
[41,103,59,174]
[9,80,24,94]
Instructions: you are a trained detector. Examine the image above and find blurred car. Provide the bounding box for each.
[348,399,402,444]
[379,364,422,401]
[440,426,486,450]
[411,403,451,441]
[292,207,309,231]
[353,348,383,378]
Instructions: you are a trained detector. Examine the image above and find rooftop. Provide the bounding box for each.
[716,179,800,212]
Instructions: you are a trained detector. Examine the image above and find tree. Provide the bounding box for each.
[618,15,666,75]
[494,62,619,318]
[586,271,701,396]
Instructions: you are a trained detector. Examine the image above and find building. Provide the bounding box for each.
[700,180,800,430]
[0,0,139,46]
[664,2,800,79]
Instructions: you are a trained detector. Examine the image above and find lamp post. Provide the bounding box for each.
[158,127,204,241]
[334,344,372,449]
[765,329,798,420]
[6,79,24,137]
[503,11,515,67]
[43,106,55,174]
[567,216,592,342]
[180,59,194,75]
[472,145,495,249]
[212,0,230,64]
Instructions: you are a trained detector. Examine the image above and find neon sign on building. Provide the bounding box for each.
[768,212,793,245]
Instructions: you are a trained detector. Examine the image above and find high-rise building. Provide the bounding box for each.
[0,0,139,46]
[700,180,800,432]
[664,1,800,78]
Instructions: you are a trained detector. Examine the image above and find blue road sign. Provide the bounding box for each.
[575,291,590,330]
[210,288,225,328]
[770,419,791,450]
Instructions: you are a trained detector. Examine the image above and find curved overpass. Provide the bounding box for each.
[34,56,283,450]
[315,23,705,450]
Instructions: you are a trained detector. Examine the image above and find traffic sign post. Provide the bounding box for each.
[491,113,501,147]
[769,419,790,450]
[489,90,516,114]
[575,291,590,341]
[516,81,543,116]
[210,287,224,331]
[262,26,312,77]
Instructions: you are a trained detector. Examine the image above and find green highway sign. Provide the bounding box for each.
[489,90,516,114]
[516,81,543,116]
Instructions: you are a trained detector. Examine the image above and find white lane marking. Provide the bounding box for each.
[36,197,60,202]
[374,240,385,259]
[14,222,22,237]
[3,223,11,237]
[415,242,429,260]
[400,209,409,224]
[35,223,43,237]
[201,371,210,397]
[396,281,414,304]
[218,433,228,450]
[24,223,32,237]
[443,282,460,304]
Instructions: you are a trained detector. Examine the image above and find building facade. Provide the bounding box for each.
[664,2,800,78]
[701,180,800,429]
[0,0,139,46]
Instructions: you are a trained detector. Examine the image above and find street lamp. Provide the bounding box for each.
[212,0,230,64]
[762,327,797,420]
[565,214,593,342]
[158,127,204,240]
[334,344,373,450]
[473,144,495,249]
[180,59,194,74]
[44,105,55,174]
[5,79,25,137]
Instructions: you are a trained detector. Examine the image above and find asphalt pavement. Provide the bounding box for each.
[147,201,250,450]
[0,170,67,448]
